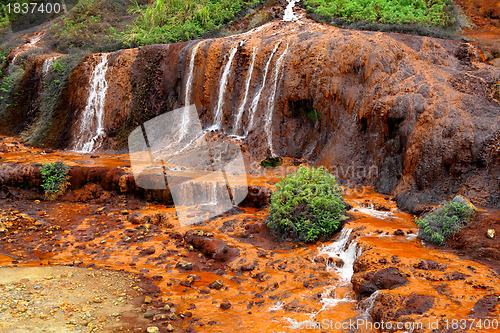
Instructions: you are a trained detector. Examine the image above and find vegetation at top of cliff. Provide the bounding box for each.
[415,196,477,245]
[47,0,132,53]
[267,166,347,243]
[123,0,261,46]
[303,0,455,27]
[40,161,70,200]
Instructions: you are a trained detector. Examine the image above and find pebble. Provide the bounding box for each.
[147,327,159,333]
[144,296,152,304]
[144,312,155,319]
[486,229,495,239]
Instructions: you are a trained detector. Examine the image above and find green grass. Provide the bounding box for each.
[416,197,476,245]
[303,0,455,27]
[123,0,261,46]
[267,166,347,243]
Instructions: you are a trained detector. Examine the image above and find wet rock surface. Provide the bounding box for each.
[2,17,499,212]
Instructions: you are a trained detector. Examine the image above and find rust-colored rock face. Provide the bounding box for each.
[2,18,500,211]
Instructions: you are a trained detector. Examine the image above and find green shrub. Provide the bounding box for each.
[415,197,476,245]
[40,161,70,200]
[303,0,455,27]
[261,156,282,168]
[267,166,347,243]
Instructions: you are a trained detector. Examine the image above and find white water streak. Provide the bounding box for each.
[283,0,299,22]
[184,42,202,106]
[211,43,239,130]
[246,43,280,136]
[232,46,257,135]
[179,42,202,142]
[265,44,289,156]
[42,57,57,74]
[319,228,361,282]
[73,54,109,153]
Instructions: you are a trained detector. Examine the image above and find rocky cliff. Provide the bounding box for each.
[1,18,499,212]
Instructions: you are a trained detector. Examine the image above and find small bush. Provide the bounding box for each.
[261,156,282,168]
[267,166,347,243]
[40,161,70,200]
[416,197,476,245]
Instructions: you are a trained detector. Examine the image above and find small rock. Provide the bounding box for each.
[144,312,155,319]
[166,324,174,332]
[147,327,160,333]
[393,229,405,236]
[144,296,152,304]
[220,300,231,310]
[486,229,495,239]
[121,210,130,216]
[175,260,193,270]
[169,313,177,320]
[95,207,105,214]
[208,279,224,290]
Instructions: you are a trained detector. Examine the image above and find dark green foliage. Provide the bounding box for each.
[261,156,282,168]
[40,161,69,199]
[415,199,476,245]
[303,0,455,28]
[124,0,261,46]
[0,64,24,115]
[267,166,347,243]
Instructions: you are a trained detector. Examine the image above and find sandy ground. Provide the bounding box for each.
[0,266,157,333]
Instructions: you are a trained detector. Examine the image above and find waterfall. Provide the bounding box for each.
[246,43,280,135]
[184,42,201,106]
[232,46,257,136]
[265,44,289,156]
[42,57,57,74]
[73,54,109,153]
[283,0,299,22]
[179,42,202,142]
[210,43,239,131]
[319,228,361,282]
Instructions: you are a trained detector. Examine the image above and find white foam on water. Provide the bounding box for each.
[319,228,361,283]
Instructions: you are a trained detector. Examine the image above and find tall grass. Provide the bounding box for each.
[124,0,261,46]
[303,0,455,27]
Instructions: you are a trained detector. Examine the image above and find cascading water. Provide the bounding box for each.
[210,43,239,131]
[232,46,257,136]
[319,228,361,283]
[283,0,299,22]
[179,42,202,142]
[184,42,201,107]
[246,43,280,135]
[72,54,109,153]
[265,44,289,156]
[42,57,57,74]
